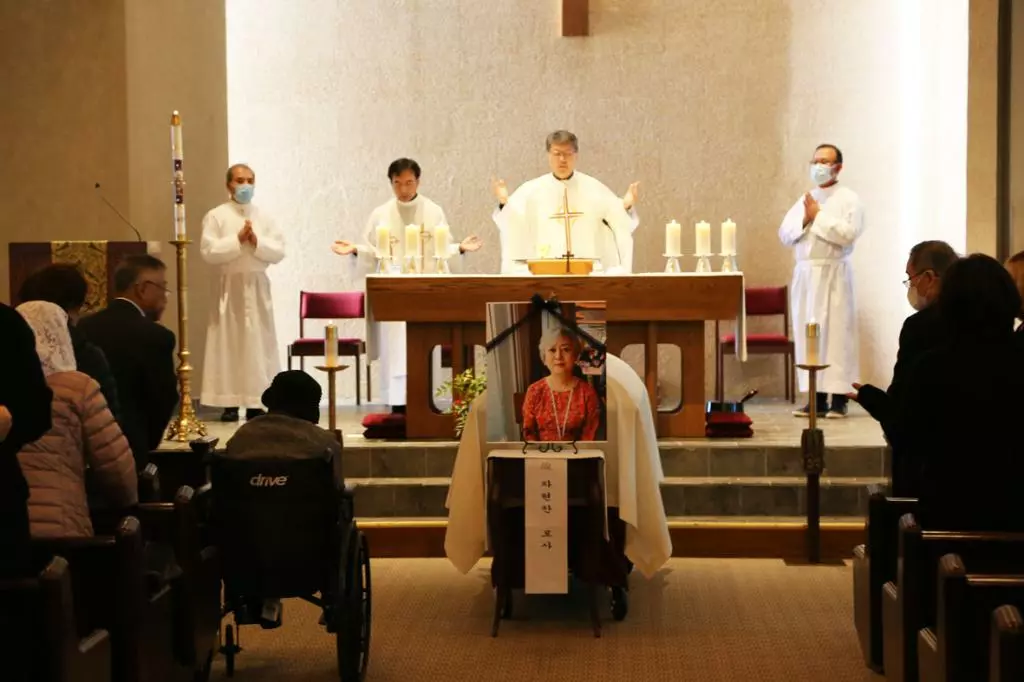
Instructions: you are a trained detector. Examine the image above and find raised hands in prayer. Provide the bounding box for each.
[238,220,258,247]
[802,193,820,226]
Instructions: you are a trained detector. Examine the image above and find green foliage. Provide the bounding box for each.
[434,369,487,438]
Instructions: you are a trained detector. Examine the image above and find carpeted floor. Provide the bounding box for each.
[211,558,883,682]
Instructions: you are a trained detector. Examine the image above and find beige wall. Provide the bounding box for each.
[968,0,1000,256]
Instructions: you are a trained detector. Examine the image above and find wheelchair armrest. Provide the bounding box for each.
[342,482,356,500]
[340,483,356,522]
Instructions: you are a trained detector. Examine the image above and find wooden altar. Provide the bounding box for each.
[365,274,745,439]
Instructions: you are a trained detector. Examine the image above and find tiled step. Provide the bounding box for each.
[349,475,887,519]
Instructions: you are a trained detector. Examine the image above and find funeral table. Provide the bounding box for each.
[364,273,746,439]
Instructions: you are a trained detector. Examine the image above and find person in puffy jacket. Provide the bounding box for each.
[15,301,137,538]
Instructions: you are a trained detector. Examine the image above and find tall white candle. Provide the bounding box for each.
[325,323,338,367]
[404,224,419,258]
[805,320,821,366]
[375,225,390,257]
[665,220,682,257]
[721,219,737,255]
[170,111,186,239]
[695,221,711,256]
[433,224,451,259]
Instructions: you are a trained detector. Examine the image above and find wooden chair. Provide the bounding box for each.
[287,291,370,404]
[989,605,1024,682]
[853,487,919,674]
[715,286,795,402]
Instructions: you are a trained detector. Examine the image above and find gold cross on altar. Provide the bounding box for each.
[549,188,583,258]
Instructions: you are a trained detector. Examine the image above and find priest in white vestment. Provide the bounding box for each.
[445,353,671,578]
[778,143,865,419]
[492,130,640,274]
[332,158,482,408]
[200,164,285,422]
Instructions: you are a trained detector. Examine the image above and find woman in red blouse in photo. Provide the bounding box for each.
[521,328,601,442]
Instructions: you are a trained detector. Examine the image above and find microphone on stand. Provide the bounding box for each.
[94,182,143,242]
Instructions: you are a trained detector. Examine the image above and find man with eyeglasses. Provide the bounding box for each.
[492,130,640,274]
[779,143,865,419]
[78,255,179,466]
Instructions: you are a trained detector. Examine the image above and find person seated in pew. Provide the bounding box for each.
[222,370,343,628]
[14,301,137,538]
[847,240,959,495]
[19,263,122,421]
[888,254,1024,529]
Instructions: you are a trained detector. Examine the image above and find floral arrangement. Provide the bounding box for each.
[435,369,487,438]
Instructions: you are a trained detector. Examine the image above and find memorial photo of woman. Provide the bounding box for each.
[521,327,602,442]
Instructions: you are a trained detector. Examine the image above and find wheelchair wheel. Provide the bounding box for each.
[611,587,628,621]
[335,529,371,682]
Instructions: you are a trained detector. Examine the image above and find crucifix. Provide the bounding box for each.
[561,0,589,37]
[549,187,584,262]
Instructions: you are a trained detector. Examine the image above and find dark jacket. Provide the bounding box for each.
[77,299,178,467]
[69,325,121,422]
[888,334,1024,530]
[224,413,344,487]
[0,303,53,577]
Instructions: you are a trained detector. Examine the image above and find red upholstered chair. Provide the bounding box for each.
[287,291,370,404]
[715,286,795,403]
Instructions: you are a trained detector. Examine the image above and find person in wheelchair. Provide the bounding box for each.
[222,370,343,627]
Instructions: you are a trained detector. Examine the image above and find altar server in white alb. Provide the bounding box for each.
[200,164,285,422]
[492,130,640,274]
[332,158,482,409]
[779,143,865,419]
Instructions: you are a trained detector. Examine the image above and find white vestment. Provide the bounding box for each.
[492,172,639,274]
[445,353,671,578]
[353,195,462,406]
[199,201,284,408]
[778,184,865,395]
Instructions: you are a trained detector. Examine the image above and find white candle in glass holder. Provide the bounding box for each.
[433,224,451,259]
[375,225,390,256]
[665,220,682,256]
[805,320,821,366]
[695,221,711,256]
[325,323,338,367]
[404,224,419,257]
[721,219,737,255]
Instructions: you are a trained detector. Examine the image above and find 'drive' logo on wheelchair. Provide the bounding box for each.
[249,474,289,487]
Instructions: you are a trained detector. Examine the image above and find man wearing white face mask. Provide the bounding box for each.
[779,143,865,418]
[200,164,286,423]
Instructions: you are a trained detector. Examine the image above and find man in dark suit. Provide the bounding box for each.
[848,240,959,494]
[78,255,178,466]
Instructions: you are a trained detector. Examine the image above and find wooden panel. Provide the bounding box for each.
[561,0,589,37]
[8,241,147,307]
[366,274,742,323]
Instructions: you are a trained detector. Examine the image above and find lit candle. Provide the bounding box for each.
[721,218,737,255]
[805,320,821,366]
[404,224,419,258]
[375,225,390,257]
[170,111,186,240]
[665,220,682,257]
[695,221,711,256]
[433,224,451,259]
[325,323,338,367]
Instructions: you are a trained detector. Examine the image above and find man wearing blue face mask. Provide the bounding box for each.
[200,164,286,423]
[779,144,865,419]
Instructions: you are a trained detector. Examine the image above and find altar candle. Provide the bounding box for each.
[375,225,390,257]
[665,220,682,256]
[404,224,419,258]
[433,224,451,259]
[325,323,338,367]
[170,111,186,239]
[805,320,821,366]
[721,219,737,255]
[695,221,711,256]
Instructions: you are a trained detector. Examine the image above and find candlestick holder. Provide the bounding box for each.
[662,253,683,274]
[315,363,350,434]
[720,253,738,273]
[434,256,451,274]
[695,254,712,273]
[403,255,419,274]
[375,256,393,274]
[418,225,433,274]
[166,239,207,442]
[796,362,830,564]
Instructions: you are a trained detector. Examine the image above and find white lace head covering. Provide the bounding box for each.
[16,301,76,376]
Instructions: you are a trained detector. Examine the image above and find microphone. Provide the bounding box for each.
[94,182,143,242]
[602,219,623,267]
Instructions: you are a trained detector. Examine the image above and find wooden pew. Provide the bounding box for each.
[852,487,918,673]
[918,555,1024,682]
[0,556,112,682]
[32,517,181,682]
[881,515,1024,682]
[148,444,214,504]
[989,605,1024,682]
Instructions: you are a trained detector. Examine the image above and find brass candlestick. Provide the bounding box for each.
[418,223,433,273]
[166,238,207,441]
[797,361,830,564]
[315,363,349,433]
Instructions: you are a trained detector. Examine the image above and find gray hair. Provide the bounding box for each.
[538,327,582,360]
[909,240,959,277]
[545,130,579,152]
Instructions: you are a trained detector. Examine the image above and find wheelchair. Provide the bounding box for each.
[209,455,371,681]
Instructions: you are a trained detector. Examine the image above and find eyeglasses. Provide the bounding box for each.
[902,270,934,288]
[549,151,577,160]
[142,280,171,294]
